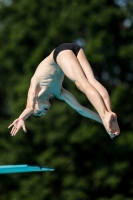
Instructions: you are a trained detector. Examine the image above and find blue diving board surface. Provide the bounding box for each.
[0,164,54,174]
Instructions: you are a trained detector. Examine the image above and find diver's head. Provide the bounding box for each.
[32,98,51,117]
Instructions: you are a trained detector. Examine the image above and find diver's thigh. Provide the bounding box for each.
[77,49,96,83]
[56,50,88,83]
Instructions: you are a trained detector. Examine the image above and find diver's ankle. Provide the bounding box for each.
[100,110,110,120]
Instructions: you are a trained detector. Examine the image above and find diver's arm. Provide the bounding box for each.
[19,86,36,120]
[60,87,102,124]
[8,78,37,135]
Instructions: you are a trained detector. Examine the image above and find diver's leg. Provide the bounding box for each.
[77,49,111,112]
[77,49,120,135]
[56,50,120,136]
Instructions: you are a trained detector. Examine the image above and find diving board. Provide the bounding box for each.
[0,164,54,174]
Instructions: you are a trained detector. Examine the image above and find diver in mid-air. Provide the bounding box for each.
[8,43,120,139]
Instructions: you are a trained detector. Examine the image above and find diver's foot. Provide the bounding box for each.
[111,112,120,136]
[102,112,120,139]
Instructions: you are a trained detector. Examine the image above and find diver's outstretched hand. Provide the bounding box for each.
[8,118,27,136]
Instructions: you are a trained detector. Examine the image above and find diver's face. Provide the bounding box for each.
[33,99,51,117]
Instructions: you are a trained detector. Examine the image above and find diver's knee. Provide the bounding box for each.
[75,81,86,93]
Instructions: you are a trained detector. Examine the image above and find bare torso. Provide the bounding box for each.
[31,50,64,99]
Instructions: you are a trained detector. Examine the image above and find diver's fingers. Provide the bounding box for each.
[10,126,17,135]
[11,127,19,136]
[8,119,19,128]
[8,123,14,128]
[22,125,27,133]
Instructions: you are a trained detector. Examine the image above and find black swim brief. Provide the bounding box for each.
[53,43,81,63]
